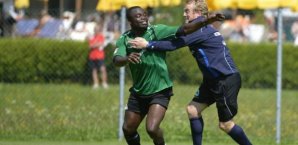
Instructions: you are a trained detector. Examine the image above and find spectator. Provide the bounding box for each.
[291,21,298,46]
[87,24,108,89]
[0,0,24,37]
[263,9,278,42]
[30,10,53,37]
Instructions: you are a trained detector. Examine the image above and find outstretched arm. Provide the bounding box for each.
[129,37,186,51]
[129,14,225,51]
[176,13,225,36]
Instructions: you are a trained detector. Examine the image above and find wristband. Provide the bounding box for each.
[146,41,155,50]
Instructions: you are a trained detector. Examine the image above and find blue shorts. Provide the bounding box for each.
[88,60,104,69]
[126,87,173,116]
[193,73,241,122]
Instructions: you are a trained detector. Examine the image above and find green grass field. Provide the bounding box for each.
[0,83,297,145]
[0,140,234,145]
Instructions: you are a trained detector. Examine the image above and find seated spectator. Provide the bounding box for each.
[58,11,76,39]
[37,18,62,38]
[69,21,89,41]
[30,10,53,37]
[15,18,38,36]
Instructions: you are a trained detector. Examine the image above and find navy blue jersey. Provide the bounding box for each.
[148,16,239,79]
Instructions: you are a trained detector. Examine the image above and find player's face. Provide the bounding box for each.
[183,3,201,23]
[129,8,149,29]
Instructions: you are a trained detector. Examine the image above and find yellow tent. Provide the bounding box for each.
[147,0,160,7]
[125,0,149,8]
[236,0,258,10]
[280,0,298,8]
[208,0,298,11]
[241,0,298,11]
[238,0,298,10]
[96,0,124,12]
[207,0,236,11]
[15,0,30,9]
[96,0,181,12]
[172,0,182,6]
[294,2,298,12]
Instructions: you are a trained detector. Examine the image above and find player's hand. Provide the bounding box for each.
[128,37,148,49]
[210,13,225,22]
[127,52,141,64]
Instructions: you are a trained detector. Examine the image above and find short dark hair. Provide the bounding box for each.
[126,6,143,21]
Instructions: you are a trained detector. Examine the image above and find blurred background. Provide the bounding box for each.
[0,0,298,145]
[1,0,298,44]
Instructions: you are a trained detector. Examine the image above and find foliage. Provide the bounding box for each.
[0,38,298,89]
[0,38,89,83]
[166,42,298,89]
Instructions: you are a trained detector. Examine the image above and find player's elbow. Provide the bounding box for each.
[180,23,196,35]
[113,56,127,67]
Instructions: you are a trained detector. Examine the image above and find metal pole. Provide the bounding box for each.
[43,0,48,12]
[59,0,64,18]
[118,6,126,141]
[276,8,283,144]
[75,0,82,20]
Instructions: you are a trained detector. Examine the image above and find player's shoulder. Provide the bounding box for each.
[150,24,179,31]
[149,24,173,33]
[151,24,170,28]
[117,30,131,41]
[120,30,131,38]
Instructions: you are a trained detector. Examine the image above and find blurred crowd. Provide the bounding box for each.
[1,0,298,46]
[218,8,298,45]
[1,9,121,46]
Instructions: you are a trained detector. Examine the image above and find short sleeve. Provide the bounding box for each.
[152,24,179,40]
[113,35,127,57]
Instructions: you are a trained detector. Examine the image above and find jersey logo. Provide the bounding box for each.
[222,41,226,46]
[113,48,119,54]
[214,32,221,36]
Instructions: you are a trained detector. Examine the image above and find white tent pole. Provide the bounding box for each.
[276,7,283,144]
[118,6,126,141]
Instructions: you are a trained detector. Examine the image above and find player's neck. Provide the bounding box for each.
[131,28,146,36]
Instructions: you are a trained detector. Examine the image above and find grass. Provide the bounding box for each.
[0,83,297,145]
[0,140,236,145]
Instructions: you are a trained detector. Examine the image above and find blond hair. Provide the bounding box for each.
[186,0,209,17]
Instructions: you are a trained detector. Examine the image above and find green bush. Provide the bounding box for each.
[166,42,298,89]
[0,38,89,83]
[0,38,297,89]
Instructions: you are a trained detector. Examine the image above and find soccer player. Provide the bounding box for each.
[113,6,224,145]
[128,1,253,145]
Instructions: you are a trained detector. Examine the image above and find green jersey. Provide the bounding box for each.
[114,24,178,95]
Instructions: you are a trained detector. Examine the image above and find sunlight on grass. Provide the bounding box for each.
[0,83,297,145]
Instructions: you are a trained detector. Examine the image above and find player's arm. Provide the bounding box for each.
[113,37,141,67]
[113,53,141,67]
[129,36,187,51]
[176,13,225,36]
[113,55,128,67]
